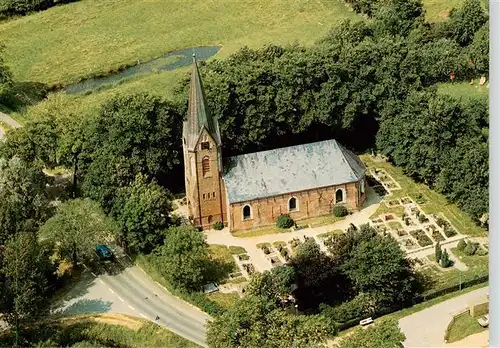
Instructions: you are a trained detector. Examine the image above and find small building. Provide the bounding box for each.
[182,56,367,232]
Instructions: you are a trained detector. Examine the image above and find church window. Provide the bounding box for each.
[360,179,365,194]
[213,192,216,198]
[201,142,210,150]
[289,197,298,212]
[243,205,252,220]
[202,156,210,176]
[203,193,206,200]
[335,189,344,203]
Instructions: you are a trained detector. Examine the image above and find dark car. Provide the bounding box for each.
[95,245,114,261]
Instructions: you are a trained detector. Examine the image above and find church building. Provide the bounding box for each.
[182,57,367,232]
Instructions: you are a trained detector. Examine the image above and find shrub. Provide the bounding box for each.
[476,248,488,256]
[435,242,442,263]
[276,214,294,228]
[444,227,457,238]
[332,205,348,217]
[463,241,478,256]
[418,214,428,223]
[213,221,224,230]
[262,246,271,255]
[457,239,467,251]
[440,249,452,268]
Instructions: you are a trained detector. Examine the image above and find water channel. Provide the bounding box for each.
[63,45,221,95]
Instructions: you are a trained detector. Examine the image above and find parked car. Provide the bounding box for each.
[477,314,489,327]
[95,245,114,261]
[360,317,374,326]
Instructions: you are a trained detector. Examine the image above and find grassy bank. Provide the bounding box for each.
[0,314,200,347]
[447,313,487,342]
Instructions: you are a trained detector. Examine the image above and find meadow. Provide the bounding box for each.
[0,0,468,121]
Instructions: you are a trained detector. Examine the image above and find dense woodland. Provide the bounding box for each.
[0,0,489,346]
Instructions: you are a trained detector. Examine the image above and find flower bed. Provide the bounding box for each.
[432,230,445,242]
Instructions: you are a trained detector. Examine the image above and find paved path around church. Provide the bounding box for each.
[0,111,21,138]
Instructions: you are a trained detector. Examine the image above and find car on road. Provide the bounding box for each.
[96,245,114,261]
[477,314,489,327]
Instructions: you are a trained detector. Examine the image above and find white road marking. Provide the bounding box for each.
[118,296,124,302]
[128,305,135,311]
[108,288,115,294]
[140,313,148,319]
[99,279,105,285]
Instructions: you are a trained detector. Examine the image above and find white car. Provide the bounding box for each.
[477,314,489,327]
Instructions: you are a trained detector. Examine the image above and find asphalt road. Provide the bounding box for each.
[399,286,488,347]
[53,252,211,347]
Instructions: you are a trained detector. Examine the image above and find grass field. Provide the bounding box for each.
[361,155,487,237]
[0,0,360,87]
[437,80,489,100]
[447,313,487,342]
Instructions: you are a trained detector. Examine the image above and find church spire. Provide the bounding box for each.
[185,53,221,150]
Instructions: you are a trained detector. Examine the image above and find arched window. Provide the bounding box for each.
[208,215,213,224]
[289,197,298,212]
[243,205,251,220]
[360,179,365,194]
[202,156,210,176]
[335,189,344,203]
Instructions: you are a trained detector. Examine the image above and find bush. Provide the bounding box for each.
[213,221,224,230]
[444,227,457,238]
[440,249,452,268]
[476,248,488,256]
[463,241,478,256]
[276,214,294,229]
[457,239,467,251]
[332,205,348,217]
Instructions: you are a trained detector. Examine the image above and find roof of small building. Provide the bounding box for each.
[222,139,366,204]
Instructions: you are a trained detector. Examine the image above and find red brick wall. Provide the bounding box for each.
[228,179,365,231]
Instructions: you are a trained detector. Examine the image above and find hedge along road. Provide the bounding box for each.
[54,248,212,347]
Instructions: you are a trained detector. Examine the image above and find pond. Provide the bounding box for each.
[64,45,222,95]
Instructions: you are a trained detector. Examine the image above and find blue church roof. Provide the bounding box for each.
[222,139,366,204]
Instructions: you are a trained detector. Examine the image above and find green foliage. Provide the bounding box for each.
[0,44,13,104]
[440,249,452,268]
[206,295,332,348]
[0,156,50,244]
[372,0,425,37]
[476,248,488,256]
[457,239,467,251]
[463,241,479,256]
[467,21,489,75]
[81,92,183,211]
[340,228,421,308]
[332,205,349,217]
[245,266,297,304]
[154,225,209,291]
[275,214,294,229]
[334,318,405,348]
[435,242,442,262]
[448,0,488,46]
[39,198,118,266]
[0,0,78,17]
[320,293,373,324]
[213,221,224,230]
[111,174,174,253]
[0,231,52,330]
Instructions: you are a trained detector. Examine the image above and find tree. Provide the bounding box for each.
[0,231,52,343]
[206,295,331,348]
[467,21,489,75]
[342,234,420,308]
[111,174,174,253]
[440,249,452,268]
[372,0,425,37]
[0,156,49,244]
[154,225,209,291]
[0,44,12,102]
[335,318,405,348]
[38,198,118,267]
[246,266,297,304]
[435,242,442,262]
[81,92,183,211]
[449,0,488,46]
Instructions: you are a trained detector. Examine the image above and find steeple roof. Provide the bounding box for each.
[183,54,221,150]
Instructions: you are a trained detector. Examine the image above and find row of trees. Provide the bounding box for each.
[0,0,79,17]
[206,224,420,347]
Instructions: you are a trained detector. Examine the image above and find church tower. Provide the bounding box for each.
[182,55,227,229]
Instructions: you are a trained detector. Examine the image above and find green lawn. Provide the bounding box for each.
[361,155,487,237]
[233,226,291,238]
[369,203,405,220]
[207,291,241,309]
[437,80,489,101]
[208,244,238,273]
[228,246,247,255]
[317,229,344,239]
[0,0,360,87]
[447,313,487,343]
[420,247,488,292]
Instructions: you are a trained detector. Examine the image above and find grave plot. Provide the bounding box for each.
[400,237,418,251]
[433,214,458,238]
[409,229,433,247]
[370,168,402,192]
[400,196,413,205]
